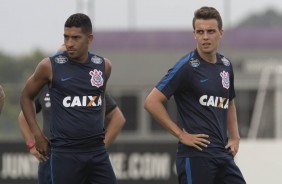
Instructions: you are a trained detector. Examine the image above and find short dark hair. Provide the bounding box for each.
[192,6,223,30]
[65,13,93,34]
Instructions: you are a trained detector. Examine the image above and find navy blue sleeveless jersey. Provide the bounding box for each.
[49,51,106,150]
[35,86,116,140]
[35,87,116,140]
[35,85,51,139]
[156,50,236,158]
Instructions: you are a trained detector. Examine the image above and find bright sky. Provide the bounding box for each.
[0,0,281,55]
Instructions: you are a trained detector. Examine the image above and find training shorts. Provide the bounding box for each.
[176,156,246,184]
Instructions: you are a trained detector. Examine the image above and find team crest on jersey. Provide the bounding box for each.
[221,57,230,66]
[91,56,103,64]
[89,69,104,87]
[54,55,68,64]
[189,58,200,67]
[220,70,230,89]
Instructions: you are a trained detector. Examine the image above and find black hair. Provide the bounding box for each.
[65,13,92,34]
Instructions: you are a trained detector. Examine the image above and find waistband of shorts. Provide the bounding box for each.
[51,144,105,153]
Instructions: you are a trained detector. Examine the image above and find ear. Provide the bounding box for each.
[220,30,224,38]
[193,30,196,39]
[88,34,94,43]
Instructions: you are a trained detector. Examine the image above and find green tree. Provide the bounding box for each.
[237,9,282,28]
[0,49,48,141]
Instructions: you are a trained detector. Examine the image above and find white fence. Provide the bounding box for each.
[236,140,282,183]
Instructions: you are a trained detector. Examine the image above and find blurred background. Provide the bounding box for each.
[1,0,282,183]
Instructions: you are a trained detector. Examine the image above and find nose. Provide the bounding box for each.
[203,31,209,39]
[65,39,75,48]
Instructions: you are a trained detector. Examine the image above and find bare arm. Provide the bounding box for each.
[18,111,47,161]
[102,57,112,120]
[144,88,210,151]
[102,58,127,147]
[225,99,241,157]
[18,111,34,143]
[20,58,51,158]
[0,85,5,114]
[104,107,126,147]
[104,58,112,82]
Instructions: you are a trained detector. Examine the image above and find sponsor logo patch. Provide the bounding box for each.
[189,58,200,67]
[55,55,68,64]
[63,95,102,107]
[221,57,230,66]
[199,95,229,109]
[91,56,103,64]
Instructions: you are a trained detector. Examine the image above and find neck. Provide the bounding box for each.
[197,50,217,64]
[69,52,89,64]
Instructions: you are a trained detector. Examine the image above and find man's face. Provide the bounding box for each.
[193,19,223,55]
[63,27,93,61]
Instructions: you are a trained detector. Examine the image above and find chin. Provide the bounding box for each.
[202,47,214,54]
[67,51,76,57]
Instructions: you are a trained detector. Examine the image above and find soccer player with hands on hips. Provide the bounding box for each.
[144,6,246,184]
[19,86,125,184]
[20,13,119,184]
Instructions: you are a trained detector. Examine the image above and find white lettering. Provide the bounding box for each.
[82,96,87,106]
[128,152,170,180]
[71,96,81,107]
[62,95,102,107]
[109,153,128,179]
[109,152,171,180]
[62,96,71,107]
[199,95,208,105]
[199,95,229,109]
[145,153,170,179]
[214,96,219,106]
[206,96,215,107]
[224,99,229,109]
[0,153,38,179]
[97,96,102,106]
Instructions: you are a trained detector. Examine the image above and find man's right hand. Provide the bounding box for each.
[179,129,210,151]
[30,146,48,162]
[34,135,50,160]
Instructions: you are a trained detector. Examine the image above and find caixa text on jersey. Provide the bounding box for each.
[62,95,102,107]
[199,95,229,109]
